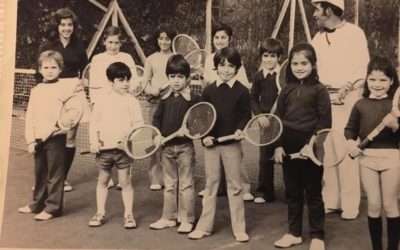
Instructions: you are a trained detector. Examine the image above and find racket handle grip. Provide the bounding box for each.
[213,134,236,143]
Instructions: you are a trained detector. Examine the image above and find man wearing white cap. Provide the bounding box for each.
[311,0,369,223]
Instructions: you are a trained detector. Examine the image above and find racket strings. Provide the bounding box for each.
[312,131,344,166]
[186,105,215,138]
[247,116,282,145]
[126,126,159,159]
[173,36,199,56]
[58,96,84,129]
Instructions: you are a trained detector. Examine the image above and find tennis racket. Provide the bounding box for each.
[161,102,217,144]
[212,113,283,146]
[270,59,288,114]
[351,87,400,155]
[81,125,162,160]
[34,94,84,150]
[184,49,208,80]
[287,129,347,167]
[172,34,200,57]
[328,78,364,105]
[130,65,149,97]
[80,63,100,89]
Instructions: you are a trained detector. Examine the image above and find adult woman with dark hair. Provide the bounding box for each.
[38,7,89,192]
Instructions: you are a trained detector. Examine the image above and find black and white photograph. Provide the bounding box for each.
[0,0,399,249]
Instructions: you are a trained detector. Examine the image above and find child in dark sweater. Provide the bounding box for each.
[345,56,400,250]
[188,47,251,242]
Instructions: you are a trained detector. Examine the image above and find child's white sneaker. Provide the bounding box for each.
[242,193,254,201]
[124,214,136,229]
[18,205,32,213]
[198,190,205,197]
[188,230,211,240]
[34,211,53,221]
[274,234,302,248]
[234,232,250,242]
[177,222,193,233]
[88,214,106,227]
[64,181,73,192]
[150,184,162,191]
[309,239,325,250]
[149,219,176,229]
[254,197,267,204]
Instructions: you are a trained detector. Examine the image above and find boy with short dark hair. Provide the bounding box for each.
[149,54,200,233]
[189,47,251,242]
[88,62,144,229]
[19,50,69,221]
[250,38,284,204]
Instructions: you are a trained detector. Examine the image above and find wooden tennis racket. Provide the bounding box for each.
[161,102,217,144]
[81,125,162,160]
[287,129,347,167]
[328,78,364,105]
[212,113,283,146]
[184,49,208,80]
[35,94,84,150]
[172,34,200,57]
[350,87,400,158]
[270,59,288,114]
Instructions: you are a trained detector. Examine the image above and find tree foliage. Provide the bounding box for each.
[16,0,399,79]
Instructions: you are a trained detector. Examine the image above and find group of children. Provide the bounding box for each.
[18,8,400,249]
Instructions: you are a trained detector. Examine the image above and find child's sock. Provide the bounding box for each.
[368,216,382,250]
[65,147,76,178]
[387,216,400,250]
[121,188,134,217]
[96,186,108,215]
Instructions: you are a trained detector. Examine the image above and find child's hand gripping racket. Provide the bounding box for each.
[81,125,163,160]
[287,129,347,167]
[172,34,200,57]
[33,94,84,152]
[328,78,364,105]
[210,113,283,147]
[161,102,217,144]
[146,82,171,103]
[349,87,400,159]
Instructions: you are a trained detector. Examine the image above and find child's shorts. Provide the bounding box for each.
[95,149,132,170]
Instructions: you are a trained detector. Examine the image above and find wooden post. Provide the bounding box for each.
[87,0,107,12]
[117,7,146,64]
[288,0,296,52]
[112,0,118,26]
[86,1,115,57]
[205,0,213,53]
[271,0,291,38]
[297,0,311,43]
[355,0,359,25]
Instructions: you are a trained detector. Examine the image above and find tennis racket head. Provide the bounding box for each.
[391,87,400,117]
[57,94,84,130]
[123,125,162,160]
[184,49,208,80]
[131,65,148,97]
[81,63,90,87]
[244,113,283,146]
[183,102,216,139]
[308,129,347,167]
[172,34,200,57]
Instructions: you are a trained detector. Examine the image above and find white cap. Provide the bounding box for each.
[311,0,344,11]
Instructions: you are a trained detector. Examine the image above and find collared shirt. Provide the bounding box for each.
[89,90,144,149]
[262,65,280,79]
[161,86,191,101]
[204,52,251,89]
[216,77,237,88]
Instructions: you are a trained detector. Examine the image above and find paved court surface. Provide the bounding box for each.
[0,148,381,250]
